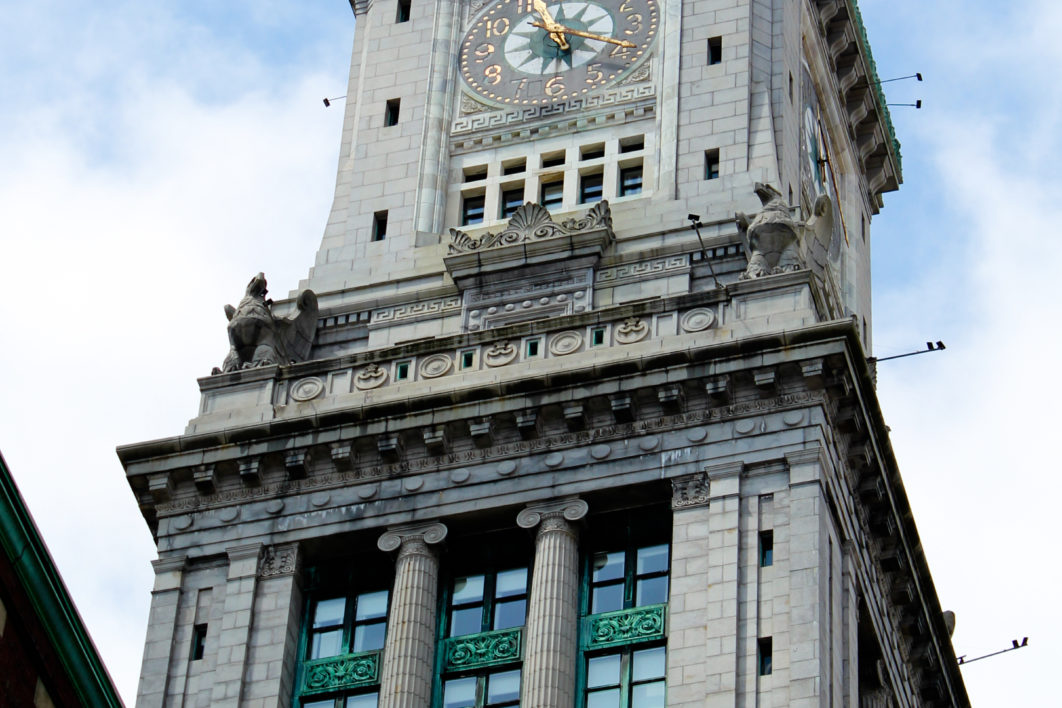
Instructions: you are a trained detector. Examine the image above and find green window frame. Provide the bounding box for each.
[585,645,667,708]
[435,566,530,708]
[296,583,390,707]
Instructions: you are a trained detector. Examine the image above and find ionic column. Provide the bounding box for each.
[517,497,589,707]
[377,521,448,708]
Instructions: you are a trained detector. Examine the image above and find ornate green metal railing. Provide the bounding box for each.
[581,604,667,651]
[442,627,523,672]
[300,650,381,696]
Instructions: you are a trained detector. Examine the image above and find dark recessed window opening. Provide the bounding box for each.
[705,149,720,180]
[541,151,565,168]
[861,214,866,242]
[462,194,485,225]
[579,173,603,204]
[501,186,524,219]
[708,36,722,65]
[581,143,605,160]
[540,180,563,210]
[788,72,794,102]
[372,210,388,241]
[502,159,526,175]
[396,0,411,23]
[384,98,401,126]
[758,637,773,676]
[591,327,606,347]
[461,350,475,369]
[464,166,487,182]
[759,531,774,567]
[191,624,207,661]
[395,361,410,380]
[619,136,645,153]
[619,165,643,196]
[525,339,540,357]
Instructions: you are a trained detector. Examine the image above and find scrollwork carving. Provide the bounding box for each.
[448,201,611,254]
[516,498,588,529]
[377,521,449,553]
[671,473,710,509]
[442,628,523,672]
[355,363,388,390]
[301,651,380,695]
[583,605,667,649]
[615,317,649,344]
[258,544,298,578]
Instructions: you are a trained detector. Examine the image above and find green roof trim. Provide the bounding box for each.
[0,451,124,707]
[848,0,903,175]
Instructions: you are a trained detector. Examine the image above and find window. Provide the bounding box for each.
[581,143,605,160]
[384,99,400,126]
[619,166,643,196]
[438,563,530,708]
[540,179,563,210]
[464,166,487,182]
[759,531,773,567]
[704,149,720,180]
[758,637,773,676]
[708,36,722,65]
[502,159,526,175]
[619,136,644,153]
[590,327,607,348]
[460,350,476,369]
[585,646,666,708]
[190,624,207,661]
[396,0,410,23]
[394,361,411,381]
[500,186,524,219]
[462,194,485,225]
[524,338,541,358]
[580,172,604,204]
[372,211,388,241]
[299,588,390,707]
[588,543,669,614]
[541,151,565,168]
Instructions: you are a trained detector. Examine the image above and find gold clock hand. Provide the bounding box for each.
[532,1,569,51]
[529,23,637,48]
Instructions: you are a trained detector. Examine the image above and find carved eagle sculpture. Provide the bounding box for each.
[735,183,832,280]
[215,273,319,374]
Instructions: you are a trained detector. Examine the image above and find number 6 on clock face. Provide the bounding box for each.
[459,0,658,106]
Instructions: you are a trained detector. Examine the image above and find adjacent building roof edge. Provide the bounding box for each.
[0,450,125,707]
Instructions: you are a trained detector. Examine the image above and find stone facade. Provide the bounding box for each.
[119,1,965,707]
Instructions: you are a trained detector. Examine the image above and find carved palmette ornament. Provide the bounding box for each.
[449,201,612,254]
[355,363,388,390]
[615,316,649,344]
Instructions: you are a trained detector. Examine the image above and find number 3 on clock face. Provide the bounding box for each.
[459,0,658,106]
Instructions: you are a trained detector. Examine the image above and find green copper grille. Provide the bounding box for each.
[581,604,667,651]
[300,650,381,696]
[442,627,523,672]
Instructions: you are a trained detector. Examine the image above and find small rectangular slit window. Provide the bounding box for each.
[501,185,524,219]
[619,135,645,153]
[462,194,485,225]
[759,531,774,567]
[590,327,606,347]
[579,172,603,203]
[395,361,411,381]
[580,143,605,160]
[460,350,475,369]
[396,0,411,23]
[525,339,541,358]
[758,637,773,676]
[372,211,388,241]
[705,149,720,180]
[708,36,722,65]
[503,159,526,175]
[541,151,565,168]
[384,98,401,126]
[540,179,563,210]
[619,165,643,196]
[464,166,487,182]
[191,624,207,661]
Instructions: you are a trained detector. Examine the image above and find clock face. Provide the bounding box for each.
[459,0,659,106]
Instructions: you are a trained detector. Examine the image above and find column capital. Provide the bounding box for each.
[258,542,300,579]
[516,497,588,529]
[671,472,710,509]
[377,521,448,553]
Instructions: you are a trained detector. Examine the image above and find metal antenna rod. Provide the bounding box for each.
[687,214,723,290]
[958,637,1028,666]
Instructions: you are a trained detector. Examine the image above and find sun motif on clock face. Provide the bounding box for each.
[459,0,659,106]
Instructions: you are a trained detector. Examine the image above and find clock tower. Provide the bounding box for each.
[120,2,968,707]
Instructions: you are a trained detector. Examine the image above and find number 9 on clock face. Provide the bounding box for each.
[459,0,658,106]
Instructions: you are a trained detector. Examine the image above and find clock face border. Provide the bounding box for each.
[459,0,659,107]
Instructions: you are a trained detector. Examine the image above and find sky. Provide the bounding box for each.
[0,0,1059,705]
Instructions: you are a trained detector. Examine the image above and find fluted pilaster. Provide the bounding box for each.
[377,522,448,708]
[517,498,589,707]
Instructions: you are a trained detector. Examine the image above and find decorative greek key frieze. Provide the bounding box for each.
[372,297,462,324]
[596,255,689,285]
[301,651,380,695]
[582,604,667,650]
[671,473,710,509]
[442,628,523,672]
